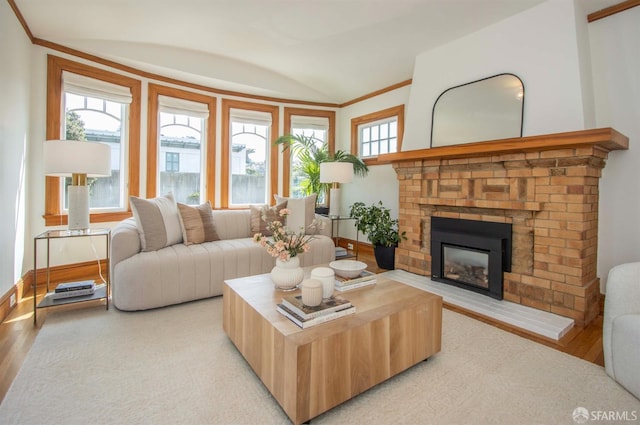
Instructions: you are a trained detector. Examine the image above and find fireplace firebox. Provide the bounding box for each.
[431,217,512,300]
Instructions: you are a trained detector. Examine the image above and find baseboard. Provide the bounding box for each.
[0,279,23,325]
[0,260,109,324]
[335,238,373,257]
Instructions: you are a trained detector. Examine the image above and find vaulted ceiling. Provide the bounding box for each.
[15,0,620,103]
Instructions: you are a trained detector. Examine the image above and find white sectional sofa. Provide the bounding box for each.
[110,208,335,311]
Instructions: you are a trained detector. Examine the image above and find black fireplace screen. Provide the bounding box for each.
[431,217,512,300]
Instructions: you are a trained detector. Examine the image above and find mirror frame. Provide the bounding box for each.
[430,73,525,148]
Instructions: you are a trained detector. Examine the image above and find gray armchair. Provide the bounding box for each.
[603,262,640,399]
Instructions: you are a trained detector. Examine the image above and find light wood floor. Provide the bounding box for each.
[0,252,604,405]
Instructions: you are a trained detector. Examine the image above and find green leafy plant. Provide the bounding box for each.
[274,134,368,205]
[349,201,406,248]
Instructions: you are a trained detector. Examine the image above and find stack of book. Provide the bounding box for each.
[334,270,377,292]
[51,280,96,300]
[276,295,355,329]
[335,247,348,258]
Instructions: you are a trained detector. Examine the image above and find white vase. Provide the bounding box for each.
[271,256,304,291]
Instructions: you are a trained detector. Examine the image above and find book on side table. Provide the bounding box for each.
[50,280,97,300]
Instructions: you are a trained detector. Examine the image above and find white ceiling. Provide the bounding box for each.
[15,0,622,104]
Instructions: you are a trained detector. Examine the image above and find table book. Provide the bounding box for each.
[276,303,356,329]
[334,270,376,291]
[281,295,352,319]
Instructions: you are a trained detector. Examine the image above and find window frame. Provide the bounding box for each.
[146,83,216,203]
[221,99,279,208]
[282,107,335,197]
[45,55,141,226]
[350,105,404,166]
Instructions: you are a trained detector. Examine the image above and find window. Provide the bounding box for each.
[45,55,141,226]
[282,108,335,198]
[360,118,396,157]
[221,100,279,208]
[62,72,130,212]
[290,117,329,200]
[165,152,179,172]
[351,105,404,165]
[147,84,216,204]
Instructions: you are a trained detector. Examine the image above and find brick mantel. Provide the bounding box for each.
[383,128,628,327]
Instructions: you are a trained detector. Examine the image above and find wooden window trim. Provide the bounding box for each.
[221,99,279,208]
[350,105,404,166]
[44,55,141,226]
[146,84,217,203]
[282,108,336,197]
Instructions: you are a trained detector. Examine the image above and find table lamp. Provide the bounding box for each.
[320,162,353,218]
[44,140,111,231]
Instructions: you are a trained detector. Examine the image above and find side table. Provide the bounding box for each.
[323,215,358,259]
[33,228,110,325]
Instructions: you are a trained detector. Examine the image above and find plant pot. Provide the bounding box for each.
[314,206,330,216]
[374,244,396,270]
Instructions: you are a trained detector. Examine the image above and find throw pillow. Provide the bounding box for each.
[274,194,317,233]
[130,193,183,252]
[250,201,287,236]
[177,201,220,245]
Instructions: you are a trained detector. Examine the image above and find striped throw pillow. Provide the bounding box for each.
[177,201,220,245]
[130,193,183,252]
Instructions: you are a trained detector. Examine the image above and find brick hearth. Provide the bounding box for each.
[382,128,628,327]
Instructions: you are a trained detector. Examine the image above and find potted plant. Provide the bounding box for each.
[275,134,368,213]
[349,201,407,270]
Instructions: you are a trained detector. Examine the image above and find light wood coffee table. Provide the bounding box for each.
[222,268,442,424]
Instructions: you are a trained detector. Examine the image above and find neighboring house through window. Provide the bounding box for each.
[147,84,216,205]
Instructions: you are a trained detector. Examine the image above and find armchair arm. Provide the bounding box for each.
[313,214,333,238]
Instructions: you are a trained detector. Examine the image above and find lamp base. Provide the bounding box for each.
[328,187,341,218]
[68,185,90,230]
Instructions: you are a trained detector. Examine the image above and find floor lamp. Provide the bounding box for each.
[44,140,111,231]
[320,162,354,218]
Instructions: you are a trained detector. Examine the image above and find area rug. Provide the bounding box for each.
[1,296,638,425]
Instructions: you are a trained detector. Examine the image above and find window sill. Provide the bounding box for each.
[44,211,133,227]
[362,156,394,166]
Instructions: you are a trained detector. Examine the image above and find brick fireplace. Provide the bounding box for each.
[383,128,628,327]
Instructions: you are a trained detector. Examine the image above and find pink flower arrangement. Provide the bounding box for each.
[253,208,315,261]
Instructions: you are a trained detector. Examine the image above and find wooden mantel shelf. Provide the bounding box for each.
[381,128,628,163]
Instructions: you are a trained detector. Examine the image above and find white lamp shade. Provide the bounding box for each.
[320,162,354,184]
[43,140,111,177]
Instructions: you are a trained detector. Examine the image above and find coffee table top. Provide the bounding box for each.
[224,267,442,342]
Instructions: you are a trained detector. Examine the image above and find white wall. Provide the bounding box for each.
[0,1,33,297]
[590,7,640,289]
[337,86,412,242]
[403,0,590,150]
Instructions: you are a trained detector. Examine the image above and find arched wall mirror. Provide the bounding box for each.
[430,73,524,148]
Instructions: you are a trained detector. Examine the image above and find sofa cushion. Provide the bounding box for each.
[250,201,287,236]
[177,201,220,245]
[130,193,183,252]
[274,194,317,233]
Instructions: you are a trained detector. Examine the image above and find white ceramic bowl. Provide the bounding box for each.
[329,260,367,278]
